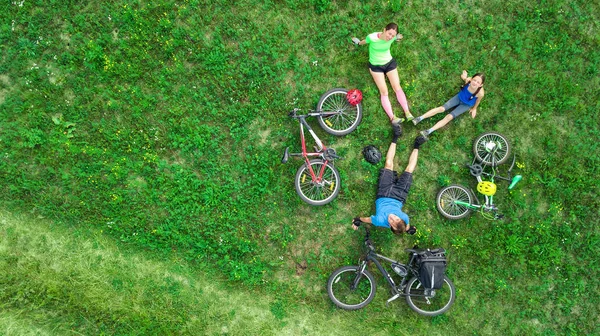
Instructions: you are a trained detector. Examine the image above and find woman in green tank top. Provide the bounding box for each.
[352,23,413,125]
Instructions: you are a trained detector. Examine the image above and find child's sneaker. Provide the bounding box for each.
[412,117,421,125]
[419,130,429,140]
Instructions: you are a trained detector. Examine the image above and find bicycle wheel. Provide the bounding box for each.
[327,266,376,310]
[316,88,363,136]
[473,132,511,166]
[295,159,340,206]
[405,276,456,317]
[436,184,473,220]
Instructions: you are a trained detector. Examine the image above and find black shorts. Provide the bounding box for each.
[369,58,397,74]
[376,169,413,203]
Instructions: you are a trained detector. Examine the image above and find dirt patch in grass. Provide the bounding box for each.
[536,199,549,214]
[64,89,75,103]
[0,90,7,106]
[59,33,71,47]
[0,75,10,86]
[246,119,274,147]
[258,129,271,146]
[0,75,13,105]
[46,63,62,85]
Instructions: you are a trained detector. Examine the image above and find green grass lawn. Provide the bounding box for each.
[1,0,598,334]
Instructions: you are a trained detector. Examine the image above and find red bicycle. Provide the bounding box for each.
[281,88,363,205]
[281,108,342,205]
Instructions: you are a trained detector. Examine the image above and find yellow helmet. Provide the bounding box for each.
[477,181,497,196]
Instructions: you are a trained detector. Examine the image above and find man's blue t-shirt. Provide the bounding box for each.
[370,197,410,228]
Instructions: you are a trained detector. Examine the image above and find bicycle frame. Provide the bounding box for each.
[282,110,338,184]
[456,152,521,218]
[355,233,431,302]
[297,115,329,183]
[358,251,421,301]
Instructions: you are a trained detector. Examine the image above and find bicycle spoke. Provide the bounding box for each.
[299,172,333,201]
[437,185,473,219]
[475,133,510,165]
[479,151,493,165]
[329,268,374,307]
[406,277,455,315]
[320,93,358,131]
[442,188,468,216]
[295,160,340,205]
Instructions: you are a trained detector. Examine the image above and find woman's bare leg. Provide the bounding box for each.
[370,69,396,122]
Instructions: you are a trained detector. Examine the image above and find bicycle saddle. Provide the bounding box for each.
[281,147,289,164]
[468,163,483,177]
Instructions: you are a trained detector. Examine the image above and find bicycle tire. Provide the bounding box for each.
[316,88,363,136]
[327,266,376,310]
[405,276,456,316]
[295,159,340,206]
[473,132,511,166]
[436,184,473,220]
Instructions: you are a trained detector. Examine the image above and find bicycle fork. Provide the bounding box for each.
[351,261,369,291]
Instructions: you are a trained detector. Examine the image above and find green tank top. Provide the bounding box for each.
[366,32,394,65]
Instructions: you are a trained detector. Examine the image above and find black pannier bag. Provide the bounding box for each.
[418,250,447,289]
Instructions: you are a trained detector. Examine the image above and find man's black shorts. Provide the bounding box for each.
[369,58,397,74]
[376,168,413,203]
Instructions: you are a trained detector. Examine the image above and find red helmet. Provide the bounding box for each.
[346,89,362,106]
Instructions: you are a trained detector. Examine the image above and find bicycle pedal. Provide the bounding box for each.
[386,294,400,305]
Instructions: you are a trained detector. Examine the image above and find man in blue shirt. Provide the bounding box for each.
[353,125,427,235]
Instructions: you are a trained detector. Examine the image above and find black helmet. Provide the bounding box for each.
[362,145,382,164]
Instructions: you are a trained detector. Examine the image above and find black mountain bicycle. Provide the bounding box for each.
[327,228,456,316]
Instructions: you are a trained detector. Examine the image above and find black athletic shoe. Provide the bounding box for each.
[413,135,428,149]
[392,123,403,138]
